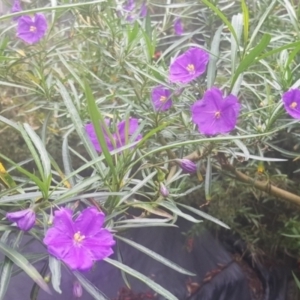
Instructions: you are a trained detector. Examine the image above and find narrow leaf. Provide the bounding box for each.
[0,259,13,300]
[205,155,212,201]
[0,241,51,295]
[207,25,223,88]
[201,0,238,44]
[241,0,249,45]
[104,258,179,300]
[116,235,196,276]
[73,272,109,300]
[158,201,202,223]
[231,33,271,89]
[84,80,116,180]
[177,203,230,229]
[49,257,61,294]
[23,123,51,181]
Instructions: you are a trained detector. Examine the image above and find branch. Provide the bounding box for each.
[222,162,300,207]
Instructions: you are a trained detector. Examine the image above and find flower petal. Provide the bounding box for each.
[83,230,115,260]
[74,207,105,236]
[53,208,74,231]
[43,227,73,259]
[62,245,94,271]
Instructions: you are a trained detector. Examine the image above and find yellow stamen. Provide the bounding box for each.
[290,101,297,109]
[160,96,167,102]
[186,64,195,74]
[73,231,85,244]
[29,26,37,32]
[215,111,221,119]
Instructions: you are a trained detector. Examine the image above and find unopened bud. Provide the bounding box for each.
[157,168,166,182]
[177,159,197,173]
[73,281,82,298]
[160,183,169,197]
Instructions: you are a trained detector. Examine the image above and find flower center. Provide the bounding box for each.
[186,64,195,74]
[29,26,37,32]
[215,111,221,119]
[160,96,167,102]
[73,231,85,245]
[290,101,297,109]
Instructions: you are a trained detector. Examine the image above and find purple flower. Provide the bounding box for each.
[177,159,197,173]
[123,0,135,12]
[85,118,142,153]
[191,87,240,136]
[282,88,300,119]
[140,2,147,18]
[6,209,36,231]
[159,183,169,197]
[169,47,209,84]
[174,18,183,35]
[151,86,173,111]
[73,281,83,298]
[17,14,47,44]
[43,207,115,272]
[11,0,22,20]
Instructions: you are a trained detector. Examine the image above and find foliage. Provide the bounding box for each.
[1,0,300,298]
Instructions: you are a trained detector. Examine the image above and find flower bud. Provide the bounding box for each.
[73,281,83,298]
[156,168,166,182]
[6,209,36,231]
[177,159,197,173]
[160,183,169,197]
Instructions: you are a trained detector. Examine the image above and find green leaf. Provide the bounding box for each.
[19,124,44,182]
[0,0,106,21]
[207,25,223,88]
[205,155,212,201]
[23,123,51,182]
[56,80,105,178]
[118,171,157,206]
[177,203,230,229]
[104,258,179,300]
[241,0,249,45]
[73,272,109,300]
[0,153,45,194]
[116,235,196,276]
[49,257,62,294]
[256,41,300,61]
[293,272,300,290]
[231,14,243,73]
[246,0,276,51]
[84,80,116,180]
[230,33,271,90]
[0,258,13,300]
[0,241,51,295]
[30,261,49,300]
[201,0,238,44]
[158,201,202,223]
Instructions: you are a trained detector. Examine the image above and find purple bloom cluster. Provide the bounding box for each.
[43,207,115,271]
[85,118,142,152]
